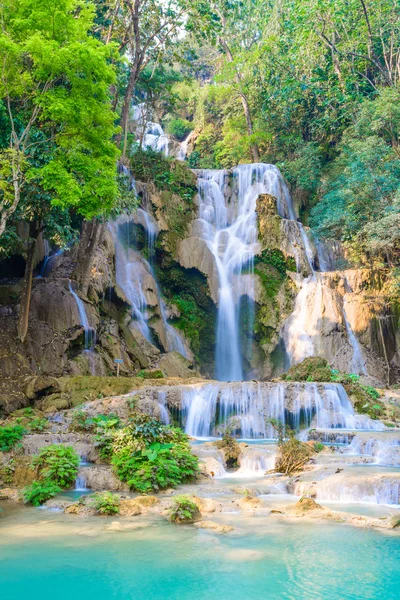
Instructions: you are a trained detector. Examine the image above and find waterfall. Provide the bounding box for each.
[68,281,96,351]
[109,219,152,341]
[181,381,385,439]
[109,214,190,358]
[196,164,307,381]
[309,477,400,506]
[279,181,367,374]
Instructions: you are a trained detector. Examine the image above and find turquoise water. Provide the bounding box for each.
[1,508,399,599]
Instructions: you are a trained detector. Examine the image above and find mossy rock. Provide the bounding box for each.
[282,357,332,382]
[345,384,385,420]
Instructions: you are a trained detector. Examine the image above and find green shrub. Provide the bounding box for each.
[0,459,15,486]
[22,481,61,506]
[32,445,79,488]
[90,491,120,515]
[92,414,121,462]
[27,417,49,432]
[0,425,25,452]
[70,410,93,432]
[137,369,164,379]
[169,495,201,523]
[113,441,198,493]
[282,357,332,382]
[313,442,325,453]
[166,118,193,141]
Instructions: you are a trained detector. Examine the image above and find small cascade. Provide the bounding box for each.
[342,278,367,374]
[305,475,400,506]
[37,246,63,278]
[68,282,96,368]
[157,391,170,425]
[136,207,158,260]
[226,446,276,479]
[109,214,191,358]
[181,382,385,439]
[132,103,169,156]
[348,434,400,466]
[177,133,192,161]
[277,169,367,374]
[74,473,88,492]
[109,219,152,341]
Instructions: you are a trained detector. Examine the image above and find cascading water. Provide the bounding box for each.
[109,213,190,358]
[280,187,367,374]
[132,103,169,156]
[181,382,384,439]
[108,219,152,342]
[157,391,170,425]
[68,281,96,351]
[196,164,304,381]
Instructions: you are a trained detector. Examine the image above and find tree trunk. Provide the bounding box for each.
[17,223,39,343]
[73,219,104,297]
[239,93,259,162]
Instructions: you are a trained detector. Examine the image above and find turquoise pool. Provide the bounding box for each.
[0,506,399,599]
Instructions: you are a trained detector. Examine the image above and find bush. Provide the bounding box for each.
[282,357,333,382]
[169,495,201,523]
[90,491,120,515]
[137,369,164,379]
[313,442,325,453]
[268,419,313,475]
[22,481,61,506]
[110,414,198,493]
[113,441,199,493]
[346,385,385,420]
[92,414,121,462]
[166,118,193,141]
[32,445,79,488]
[0,425,25,452]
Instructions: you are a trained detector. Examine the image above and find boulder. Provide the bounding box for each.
[119,500,142,516]
[190,496,222,514]
[234,496,264,511]
[194,520,234,534]
[158,352,198,379]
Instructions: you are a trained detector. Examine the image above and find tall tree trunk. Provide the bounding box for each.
[73,219,104,297]
[239,92,259,162]
[17,223,39,343]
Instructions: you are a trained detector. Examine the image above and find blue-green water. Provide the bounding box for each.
[1,508,399,600]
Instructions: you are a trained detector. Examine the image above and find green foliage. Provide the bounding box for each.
[166,118,193,141]
[255,250,297,276]
[22,481,61,506]
[0,459,15,486]
[346,385,385,420]
[0,425,25,452]
[282,357,333,383]
[89,491,120,515]
[169,495,201,523]
[111,415,198,493]
[0,0,119,249]
[313,442,325,453]
[32,445,79,488]
[137,370,164,379]
[268,419,313,475]
[129,149,197,203]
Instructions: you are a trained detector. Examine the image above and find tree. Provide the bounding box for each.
[111,0,187,157]
[0,0,120,341]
